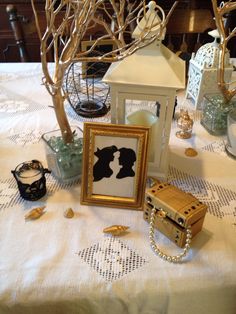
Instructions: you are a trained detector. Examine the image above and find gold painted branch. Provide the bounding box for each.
[211,0,236,102]
[31,0,178,143]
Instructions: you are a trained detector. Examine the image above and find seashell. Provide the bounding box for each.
[185,147,198,157]
[103,225,129,236]
[25,206,46,220]
[64,207,74,219]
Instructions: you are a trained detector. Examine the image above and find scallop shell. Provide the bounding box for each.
[185,147,198,157]
[25,206,46,220]
[64,208,74,218]
[103,225,129,236]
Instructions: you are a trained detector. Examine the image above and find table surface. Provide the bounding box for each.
[0,63,236,314]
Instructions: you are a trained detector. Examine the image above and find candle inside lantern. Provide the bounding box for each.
[126,110,159,161]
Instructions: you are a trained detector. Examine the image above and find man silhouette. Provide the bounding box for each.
[116,147,136,179]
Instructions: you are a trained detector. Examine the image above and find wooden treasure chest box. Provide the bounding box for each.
[144,182,207,247]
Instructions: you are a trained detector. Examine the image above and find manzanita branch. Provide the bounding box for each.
[31,0,178,142]
[212,0,236,102]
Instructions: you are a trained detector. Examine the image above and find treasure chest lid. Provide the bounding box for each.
[145,182,207,228]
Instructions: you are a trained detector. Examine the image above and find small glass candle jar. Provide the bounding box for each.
[12,160,51,201]
[225,108,236,158]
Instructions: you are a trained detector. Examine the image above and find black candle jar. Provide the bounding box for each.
[11,160,51,201]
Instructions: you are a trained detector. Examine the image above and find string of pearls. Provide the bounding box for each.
[149,207,192,263]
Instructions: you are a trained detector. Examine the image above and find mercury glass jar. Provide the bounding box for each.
[42,126,83,183]
[201,94,236,135]
[176,109,193,139]
[225,108,236,158]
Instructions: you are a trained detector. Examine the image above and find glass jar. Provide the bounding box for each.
[11,160,50,201]
[42,126,83,183]
[201,93,236,135]
[225,108,236,158]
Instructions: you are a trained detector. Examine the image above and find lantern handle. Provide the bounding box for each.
[136,1,166,35]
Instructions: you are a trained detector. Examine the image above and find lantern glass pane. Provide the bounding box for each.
[124,99,160,163]
[125,99,157,118]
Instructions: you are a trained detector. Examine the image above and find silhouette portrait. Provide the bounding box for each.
[116,147,136,179]
[93,145,118,182]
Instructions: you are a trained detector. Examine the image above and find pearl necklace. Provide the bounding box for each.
[149,207,192,263]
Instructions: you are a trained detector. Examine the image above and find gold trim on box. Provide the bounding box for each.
[80,122,149,210]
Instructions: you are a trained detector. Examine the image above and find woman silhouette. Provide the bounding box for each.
[93,145,118,182]
[116,147,136,179]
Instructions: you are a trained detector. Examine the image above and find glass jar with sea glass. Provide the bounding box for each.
[201,93,236,135]
[42,126,83,183]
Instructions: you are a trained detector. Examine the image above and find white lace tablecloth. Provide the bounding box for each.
[0,63,236,314]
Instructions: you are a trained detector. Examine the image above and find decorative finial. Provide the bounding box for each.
[135,1,166,40]
[208,29,220,39]
[148,1,156,11]
[208,29,220,46]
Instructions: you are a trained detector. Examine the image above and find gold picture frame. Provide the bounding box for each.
[81,39,116,78]
[80,122,149,210]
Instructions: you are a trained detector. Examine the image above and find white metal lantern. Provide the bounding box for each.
[103,2,185,179]
[186,30,233,110]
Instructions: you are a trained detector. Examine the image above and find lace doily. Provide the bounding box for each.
[168,166,236,223]
[201,140,228,157]
[77,237,147,282]
[0,86,47,116]
[7,130,42,146]
[0,90,29,113]
[0,176,79,211]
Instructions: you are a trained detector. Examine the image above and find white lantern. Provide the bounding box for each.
[186,29,233,110]
[103,2,185,179]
